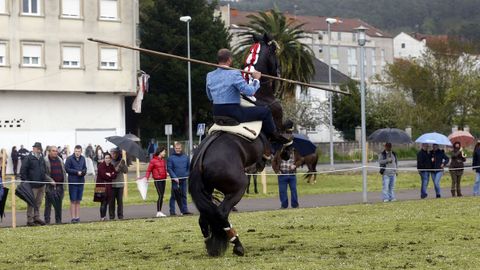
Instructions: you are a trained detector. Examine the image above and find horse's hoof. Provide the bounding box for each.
[233,245,245,256]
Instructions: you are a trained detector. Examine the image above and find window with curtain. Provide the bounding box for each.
[62,0,80,18]
[62,46,81,68]
[22,0,41,15]
[22,43,42,67]
[100,0,118,20]
[100,47,118,69]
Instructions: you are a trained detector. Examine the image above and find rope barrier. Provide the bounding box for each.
[3,164,479,185]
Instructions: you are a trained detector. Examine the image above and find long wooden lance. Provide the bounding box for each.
[88,38,349,95]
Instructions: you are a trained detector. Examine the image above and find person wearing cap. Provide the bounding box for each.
[378,142,398,202]
[65,145,87,223]
[20,142,54,226]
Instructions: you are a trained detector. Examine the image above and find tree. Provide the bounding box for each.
[280,94,325,131]
[383,38,480,136]
[137,0,230,142]
[233,9,315,98]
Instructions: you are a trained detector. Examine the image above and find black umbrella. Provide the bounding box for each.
[45,185,63,210]
[367,128,413,144]
[123,133,141,142]
[0,187,9,221]
[291,134,317,156]
[15,182,38,211]
[106,136,147,162]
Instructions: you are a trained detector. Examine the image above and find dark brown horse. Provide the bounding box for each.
[243,34,318,183]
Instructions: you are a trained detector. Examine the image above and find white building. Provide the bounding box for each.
[0,0,139,173]
[393,32,427,59]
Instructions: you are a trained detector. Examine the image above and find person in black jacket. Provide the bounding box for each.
[472,141,480,196]
[417,143,432,199]
[430,144,449,198]
[11,146,19,176]
[20,142,54,226]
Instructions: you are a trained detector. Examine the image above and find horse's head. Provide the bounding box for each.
[243,33,280,81]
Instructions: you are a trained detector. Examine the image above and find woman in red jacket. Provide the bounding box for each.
[145,146,168,217]
[96,153,117,221]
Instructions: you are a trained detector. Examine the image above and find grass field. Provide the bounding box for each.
[1,197,480,269]
[3,170,477,211]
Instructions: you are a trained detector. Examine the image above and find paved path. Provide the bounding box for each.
[1,186,474,228]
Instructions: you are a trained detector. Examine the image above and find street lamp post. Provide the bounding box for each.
[326,18,341,169]
[354,25,368,203]
[180,16,193,156]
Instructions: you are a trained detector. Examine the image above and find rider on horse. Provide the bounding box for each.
[206,48,290,144]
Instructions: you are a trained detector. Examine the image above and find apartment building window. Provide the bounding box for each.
[381,49,386,66]
[371,48,377,74]
[330,46,338,59]
[0,42,7,66]
[401,43,406,49]
[100,47,119,69]
[337,32,341,41]
[62,45,82,68]
[61,0,81,18]
[352,33,356,42]
[21,0,41,16]
[21,42,43,67]
[99,0,119,20]
[0,0,7,14]
[348,48,357,77]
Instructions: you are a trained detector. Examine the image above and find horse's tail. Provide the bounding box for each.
[188,133,229,257]
[189,168,228,256]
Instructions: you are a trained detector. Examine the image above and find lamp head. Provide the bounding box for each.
[326,18,341,24]
[179,16,191,22]
[354,25,368,46]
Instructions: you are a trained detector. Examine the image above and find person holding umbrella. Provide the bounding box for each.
[430,144,449,198]
[110,148,128,220]
[449,141,466,197]
[20,142,54,226]
[378,143,398,202]
[417,144,432,199]
[96,153,117,221]
[44,146,67,224]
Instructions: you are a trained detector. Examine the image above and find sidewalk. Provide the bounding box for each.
[1,186,474,228]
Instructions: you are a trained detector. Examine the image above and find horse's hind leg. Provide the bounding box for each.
[219,183,247,256]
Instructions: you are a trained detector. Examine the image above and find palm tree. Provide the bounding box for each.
[233,9,315,98]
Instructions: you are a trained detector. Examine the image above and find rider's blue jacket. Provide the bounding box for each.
[206,68,260,104]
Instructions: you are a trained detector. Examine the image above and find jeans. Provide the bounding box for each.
[474,172,480,196]
[278,175,298,208]
[44,185,64,224]
[431,171,443,197]
[382,174,396,201]
[169,179,188,214]
[109,187,124,219]
[419,171,430,198]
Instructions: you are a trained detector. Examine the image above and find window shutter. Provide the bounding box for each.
[23,44,41,58]
[101,48,117,66]
[0,0,6,13]
[62,0,80,17]
[63,46,81,62]
[100,0,117,19]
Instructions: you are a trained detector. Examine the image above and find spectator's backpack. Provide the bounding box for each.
[380,151,397,175]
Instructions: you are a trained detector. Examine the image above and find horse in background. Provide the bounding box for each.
[243,34,318,183]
